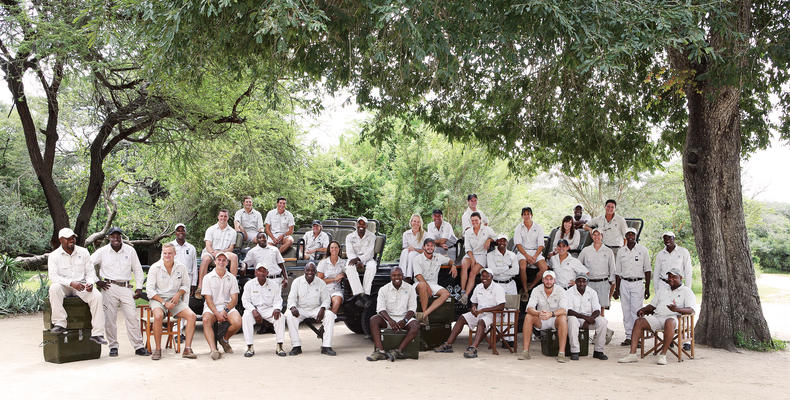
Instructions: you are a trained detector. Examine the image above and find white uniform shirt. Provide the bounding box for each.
[413,253,451,285]
[244,245,285,276]
[265,209,295,237]
[587,214,628,247]
[574,213,592,224]
[48,245,97,286]
[462,207,489,232]
[91,243,144,289]
[346,230,376,263]
[651,285,695,318]
[514,221,545,253]
[241,277,282,310]
[616,243,651,279]
[204,223,237,251]
[486,250,520,281]
[549,254,589,288]
[426,220,457,244]
[317,257,346,293]
[578,244,616,282]
[234,208,264,237]
[566,286,601,316]
[551,230,581,251]
[146,260,190,299]
[287,275,330,310]
[303,230,330,253]
[201,269,239,309]
[376,281,417,320]
[464,225,496,255]
[470,281,506,308]
[171,240,198,286]
[527,284,568,312]
[402,229,425,250]
[654,246,693,289]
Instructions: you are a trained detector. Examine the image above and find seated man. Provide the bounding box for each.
[519,270,569,363]
[265,197,295,254]
[241,263,286,357]
[146,243,198,360]
[345,217,378,299]
[302,220,330,260]
[461,194,489,232]
[460,212,496,304]
[243,232,286,288]
[198,209,239,295]
[413,238,456,324]
[425,209,457,257]
[201,252,242,360]
[486,235,520,295]
[549,239,588,290]
[514,207,549,296]
[619,268,695,365]
[366,267,418,362]
[47,228,107,345]
[234,196,264,244]
[572,204,591,229]
[434,269,505,358]
[566,273,608,361]
[286,263,337,356]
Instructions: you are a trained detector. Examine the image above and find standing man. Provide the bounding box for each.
[519,271,569,363]
[171,223,198,297]
[461,194,489,232]
[549,239,588,290]
[243,232,287,288]
[241,263,287,357]
[302,220,330,260]
[345,216,378,298]
[47,228,107,345]
[566,273,609,360]
[514,207,549,296]
[486,235,520,295]
[584,199,628,257]
[654,231,693,292]
[366,267,419,362]
[613,227,652,346]
[146,243,198,360]
[92,227,149,357]
[285,263,337,356]
[460,212,496,304]
[201,252,242,360]
[234,196,264,244]
[578,229,616,344]
[426,209,457,257]
[572,204,591,229]
[413,238,455,324]
[265,197,295,254]
[198,209,239,293]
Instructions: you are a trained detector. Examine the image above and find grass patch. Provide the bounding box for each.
[735,332,787,352]
[760,267,790,275]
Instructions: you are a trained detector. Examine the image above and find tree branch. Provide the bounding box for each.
[83,179,122,246]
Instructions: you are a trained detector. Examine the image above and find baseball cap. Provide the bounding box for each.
[467,194,478,200]
[592,228,603,235]
[357,216,368,224]
[255,263,269,271]
[662,231,676,238]
[481,268,494,276]
[174,223,186,230]
[58,228,77,239]
[312,220,322,226]
[432,209,443,215]
[543,270,557,280]
[575,204,583,209]
[575,272,588,281]
[107,227,123,236]
[667,267,683,278]
[215,251,233,260]
[626,227,638,235]
[557,239,569,246]
[496,234,508,241]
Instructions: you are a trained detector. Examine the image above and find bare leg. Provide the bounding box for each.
[471,320,488,348]
[445,316,468,345]
[556,315,568,351]
[460,258,472,293]
[228,253,239,276]
[175,308,197,348]
[198,257,212,288]
[629,318,649,354]
[152,308,165,351]
[225,311,242,339]
[465,262,483,294]
[399,321,420,351]
[526,260,548,291]
[203,313,218,352]
[330,296,343,314]
[279,237,294,254]
[660,318,677,355]
[369,315,388,350]
[518,259,528,292]
[416,282,430,313]
[522,314,539,351]
[424,289,450,318]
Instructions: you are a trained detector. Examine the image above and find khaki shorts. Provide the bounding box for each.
[463,311,494,329]
[149,298,189,317]
[645,315,677,331]
[202,304,240,316]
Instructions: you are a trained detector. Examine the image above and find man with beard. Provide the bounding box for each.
[413,238,455,324]
[519,270,569,363]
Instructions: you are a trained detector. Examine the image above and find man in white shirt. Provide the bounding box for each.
[434,269,505,358]
[265,197,295,254]
[198,209,239,293]
[578,229,616,316]
[146,243,198,360]
[201,252,242,360]
[426,209,458,257]
[460,212,496,304]
[243,232,286,288]
[487,235,520,295]
[302,220,330,260]
[654,231,693,292]
[572,204,592,229]
[566,273,609,360]
[549,239,588,290]
[285,263,336,356]
[519,270,568,363]
[171,223,198,297]
[345,216,378,298]
[413,238,455,323]
[234,196,264,244]
[47,228,107,345]
[619,268,696,365]
[613,227,652,346]
[91,227,149,357]
[241,263,286,357]
[514,207,549,296]
[461,194,489,232]
[366,267,418,362]
[584,199,628,256]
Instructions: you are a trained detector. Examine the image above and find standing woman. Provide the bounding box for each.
[550,216,580,257]
[317,241,346,315]
[400,214,426,279]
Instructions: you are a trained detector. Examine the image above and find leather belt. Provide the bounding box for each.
[605,245,621,249]
[494,278,513,284]
[106,279,130,287]
[268,274,283,279]
[588,278,608,283]
[622,277,643,282]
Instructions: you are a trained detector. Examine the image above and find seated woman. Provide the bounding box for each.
[549,215,580,257]
[316,241,346,315]
[399,214,425,279]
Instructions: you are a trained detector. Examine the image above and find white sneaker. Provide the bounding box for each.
[657,354,667,365]
[606,328,614,345]
[618,353,639,363]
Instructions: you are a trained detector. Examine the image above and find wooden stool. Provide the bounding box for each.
[138,305,182,353]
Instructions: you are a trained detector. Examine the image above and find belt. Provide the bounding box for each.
[605,245,620,249]
[622,277,643,282]
[588,278,608,283]
[268,274,283,279]
[494,278,513,284]
[106,279,130,287]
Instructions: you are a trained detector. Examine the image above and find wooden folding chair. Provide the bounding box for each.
[138,305,183,353]
[640,313,695,362]
[467,295,520,355]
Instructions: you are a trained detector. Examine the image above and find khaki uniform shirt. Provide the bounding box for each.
[48,245,97,286]
[265,209,295,237]
[462,207,489,232]
[549,254,589,289]
[578,244,616,282]
[470,281,506,309]
[171,240,198,286]
[464,225,496,255]
[287,275,330,310]
[527,284,568,312]
[587,214,628,247]
[376,281,417,320]
[244,245,285,275]
[486,250,520,282]
[91,243,144,289]
[146,260,190,300]
[413,253,451,285]
[616,243,651,279]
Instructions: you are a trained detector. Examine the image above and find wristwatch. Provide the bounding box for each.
[223,307,230,313]
[551,311,555,317]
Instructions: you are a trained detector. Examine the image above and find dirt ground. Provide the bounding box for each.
[3,291,789,400]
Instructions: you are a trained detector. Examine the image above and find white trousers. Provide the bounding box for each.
[568,316,608,353]
[49,284,105,337]
[103,284,143,349]
[399,249,421,278]
[620,279,644,336]
[286,308,336,347]
[242,306,285,345]
[345,260,377,295]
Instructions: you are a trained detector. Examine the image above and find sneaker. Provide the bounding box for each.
[657,354,667,365]
[460,293,469,305]
[386,349,399,362]
[518,350,531,360]
[434,343,454,353]
[219,338,233,354]
[683,343,692,351]
[49,325,67,334]
[366,349,389,361]
[244,345,254,358]
[621,338,632,346]
[108,347,118,357]
[135,347,152,356]
[210,350,221,360]
[570,352,579,361]
[289,346,302,356]
[557,352,568,363]
[605,328,614,345]
[593,351,608,360]
[182,347,197,359]
[618,353,639,363]
[416,312,429,325]
[321,347,337,356]
[316,326,325,339]
[276,343,286,357]
[151,349,162,361]
[90,336,108,346]
[463,346,478,359]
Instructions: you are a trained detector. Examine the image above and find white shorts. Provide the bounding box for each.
[202,304,240,317]
[516,251,545,265]
[329,291,343,299]
[268,235,294,245]
[645,315,677,331]
[419,282,445,296]
[462,311,494,329]
[538,316,558,330]
[462,253,488,267]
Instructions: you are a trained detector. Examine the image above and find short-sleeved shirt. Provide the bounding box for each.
[303,230,330,253]
[346,230,376,263]
[486,250,520,281]
[578,244,616,282]
[376,281,417,320]
[566,286,601,316]
[551,230,581,251]
[514,222,545,252]
[464,225,496,255]
[317,257,346,293]
[48,245,97,287]
[654,246,693,290]
[426,221,457,243]
[616,243,651,279]
[462,207,489,232]
[265,209,295,237]
[470,281,506,309]
[412,253,451,285]
[241,277,282,310]
[549,254,589,288]
[527,284,568,312]
[91,243,144,290]
[243,245,285,276]
[201,269,239,309]
[204,223,237,251]
[234,208,264,236]
[402,229,425,250]
[146,260,190,300]
[587,214,628,247]
[287,275,329,310]
[651,285,695,318]
[171,240,198,286]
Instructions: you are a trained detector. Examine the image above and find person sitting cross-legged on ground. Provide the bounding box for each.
[618,267,695,365]
[413,238,456,324]
[434,269,505,358]
[566,273,608,361]
[201,252,242,360]
[519,270,569,363]
[366,267,418,362]
[286,263,337,356]
[241,263,286,357]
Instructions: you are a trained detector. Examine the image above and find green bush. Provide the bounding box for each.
[0,184,50,256]
[0,255,48,315]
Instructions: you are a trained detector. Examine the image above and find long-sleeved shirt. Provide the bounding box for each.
[91,243,144,289]
[346,230,377,263]
[287,275,330,310]
[48,245,97,286]
[171,240,198,286]
[146,260,190,300]
[578,244,616,282]
[486,250,520,282]
[241,277,281,310]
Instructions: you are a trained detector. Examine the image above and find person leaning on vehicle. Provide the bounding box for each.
[201,252,242,360]
[367,267,418,362]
